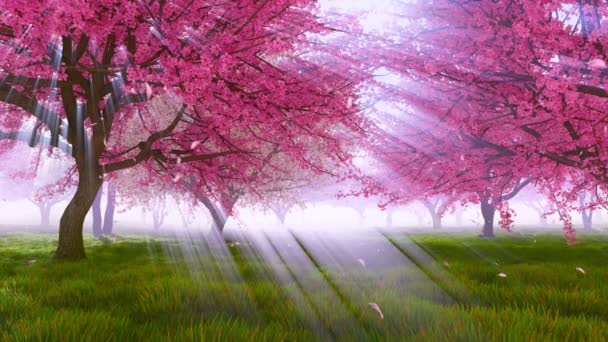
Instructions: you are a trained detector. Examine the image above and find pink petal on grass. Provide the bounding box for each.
[26,259,37,265]
[443,260,449,267]
[368,302,384,319]
[576,267,585,275]
[497,272,507,278]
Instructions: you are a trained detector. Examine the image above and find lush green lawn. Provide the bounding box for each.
[0,232,607,341]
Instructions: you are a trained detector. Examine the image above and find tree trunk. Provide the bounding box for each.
[102,183,116,236]
[199,196,227,233]
[176,205,190,228]
[271,204,289,226]
[55,171,103,259]
[152,209,164,230]
[152,194,166,231]
[386,208,394,228]
[479,199,495,238]
[430,211,442,230]
[422,201,442,230]
[582,210,593,232]
[455,208,463,226]
[38,203,51,227]
[91,186,103,238]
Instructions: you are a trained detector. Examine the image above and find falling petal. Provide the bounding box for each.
[173,174,182,183]
[357,258,366,268]
[368,302,384,319]
[176,157,182,164]
[576,267,585,275]
[497,272,507,278]
[145,82,153,98]
[190,140,201,150]
[589,59,607,69]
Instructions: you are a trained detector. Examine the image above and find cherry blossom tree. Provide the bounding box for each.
[420,197,452,230]
[0,144,74,227]
[0,1,370,259]
[357,0,608,240]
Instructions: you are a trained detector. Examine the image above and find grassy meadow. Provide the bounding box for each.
[0,232,607,341]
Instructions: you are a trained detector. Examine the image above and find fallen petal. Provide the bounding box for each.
[576,267,585,275]
[443,260,449,267]
[368,302,384,319]
[498,272,507,278]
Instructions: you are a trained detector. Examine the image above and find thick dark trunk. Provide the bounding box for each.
[102,184,116,236]
[479,200,495,238]
[55,172,102,259]
[38,203,51,227]
[91,186,103,238]
[200,196,227,233]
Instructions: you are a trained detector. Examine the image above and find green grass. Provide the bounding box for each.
[0,232,607,341]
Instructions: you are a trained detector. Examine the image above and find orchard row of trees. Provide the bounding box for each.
[0,0,607,258]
